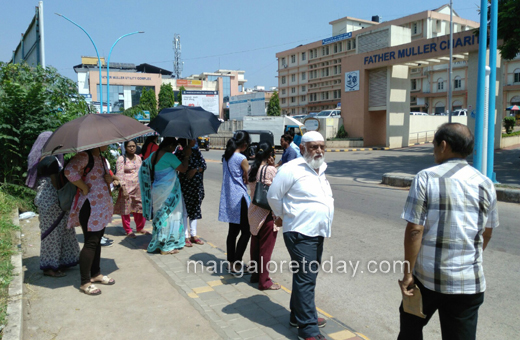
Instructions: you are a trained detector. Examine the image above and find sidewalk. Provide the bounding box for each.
[20,215,368,340]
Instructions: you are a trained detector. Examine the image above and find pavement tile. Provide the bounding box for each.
[192,285,214,294]
[328,329,358,340]
[197,291,221,301]
[186,279,210,288]
[237,327,270,339]
[230,319,258,333]
[259,323,298,339]
[213,284,239,294]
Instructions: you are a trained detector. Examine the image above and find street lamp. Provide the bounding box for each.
[107,31,144,113]
[55,13,104,113]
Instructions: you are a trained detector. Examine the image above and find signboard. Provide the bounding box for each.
[177,79,203,88]
[11,2,45,67]
[91,101,108,114]
[229,92,266,121]
[134,110,150,122]
[182,91,220,115]
[304,118,320,131]
[322,32,352,45]
[345,71,360,92]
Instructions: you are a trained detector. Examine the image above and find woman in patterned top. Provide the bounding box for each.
[65,145,116,296]
[247,141,281,290]
[34,156,80,277]
[218,131,251,273]
[114,140,149,238]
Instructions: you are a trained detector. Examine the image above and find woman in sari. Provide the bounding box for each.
[139,137,193,255]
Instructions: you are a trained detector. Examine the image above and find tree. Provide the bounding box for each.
[497,0,520,60]
[177,86,186,105]
[0,62,88,185]
[139,87,158,119]
[267,91,281,116]
[158,83,175,113]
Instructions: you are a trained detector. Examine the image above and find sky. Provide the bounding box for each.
[1,0,481,89]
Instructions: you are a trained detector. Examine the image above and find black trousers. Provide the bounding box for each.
[79,200,105,285]
[283,231,324,339]
[226,197,250,264]
[398,276,485,340]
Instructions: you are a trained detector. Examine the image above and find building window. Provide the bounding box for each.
[292,109,295,114]
[281,98,286,104]
[352,39,356,49]
[412,22,418,35]
[301,85,306,92]
[291,97,296,103]
[291,87,296,94]
[322,46,329,56]
[437,78,444,91]
[301,95,306,101]
[302,52,306,61]
[514,69,520,83]
[334,44,338,53]
[411,79,417,90]
[338,42,342,52]
[347,40,351,50]
[291,55,296,63]
[310,50,313,59]
[281,89,286,95]
[281,76,286,84]
[291,74,296,82]
[301,72,306,81]
[281,58,286,67]
[454,77,462,89]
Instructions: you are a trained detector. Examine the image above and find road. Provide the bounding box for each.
[197,145,520,340]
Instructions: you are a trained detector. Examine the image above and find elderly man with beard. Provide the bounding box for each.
[267,131,334,340]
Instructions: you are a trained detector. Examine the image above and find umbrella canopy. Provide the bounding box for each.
[41,114,153,156]
[148,105,221,139]
[506,105,520,110]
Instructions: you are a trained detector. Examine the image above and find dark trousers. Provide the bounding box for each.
[79,200,105,285]
[283,231,324,338]
[250,214,278,290]
[226,197,250,264]
[398,276,485,340]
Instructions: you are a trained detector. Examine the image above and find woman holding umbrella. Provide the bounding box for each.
[139,137,194,255]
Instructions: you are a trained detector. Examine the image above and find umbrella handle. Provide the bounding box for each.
[51,145,63,155]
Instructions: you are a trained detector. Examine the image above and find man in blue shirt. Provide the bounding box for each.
[277,134,298,167]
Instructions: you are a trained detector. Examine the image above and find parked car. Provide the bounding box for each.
[410,112,428,116]
[304,112,319,119]
[451,109,467,116]
[292,114,306,119]
[316,109,341,118]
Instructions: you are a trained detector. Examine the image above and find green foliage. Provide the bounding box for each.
[139,87,158,119]
[504,116,516,134]
[158,83,175,113]
[177,86,186,105]
[336,125,348,138]
[121,105,145,120]
[0,62,88,186]
[0,183,36,212]
[267,91,281,116]
[502,130,520,137]
[497,0,520,60]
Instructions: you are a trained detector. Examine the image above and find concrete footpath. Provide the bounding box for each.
[18,215,368,340]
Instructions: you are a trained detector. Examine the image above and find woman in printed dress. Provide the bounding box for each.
[114,140,149,238]
[139,138,193,255]
[65,145,115,295]
[34,156,80,277]
[174,139,207,247]
[218,131,251,273]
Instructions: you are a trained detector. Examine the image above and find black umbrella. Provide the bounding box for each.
[148,105,221,139]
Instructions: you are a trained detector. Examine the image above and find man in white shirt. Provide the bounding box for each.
[268,131,334,340]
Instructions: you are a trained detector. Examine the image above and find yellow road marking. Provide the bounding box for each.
[280,285,292,294]
[355,333,371,340]
[316,307,333,318]
[188,292,199,298]
[207,242,216,248]
[207,280,223,287]
[192,286,214,294]
[328,330,357,340]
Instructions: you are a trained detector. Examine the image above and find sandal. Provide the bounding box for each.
[136,230,151,235]
[190,236,204,245]
[81,284,102,295]
[91,275,115,285]
[126,232,137,239]
[161,249,180,255]
[262,283,281,291]
[185,238,193,247]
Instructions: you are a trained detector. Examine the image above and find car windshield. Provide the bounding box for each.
[317,111,332,117]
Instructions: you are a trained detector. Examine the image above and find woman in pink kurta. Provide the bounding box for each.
[65,146,115,295]
[114,140,148,237]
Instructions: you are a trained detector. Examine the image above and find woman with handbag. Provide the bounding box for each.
[218,131,251,274]
[247,141,281,290]
[34,156,80,277]
[113,140,149,238]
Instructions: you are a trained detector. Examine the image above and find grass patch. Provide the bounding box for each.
[502,131,520,138]
[0,189,21,336]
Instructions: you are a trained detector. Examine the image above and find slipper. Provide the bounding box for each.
[185,238,193,247]
[126,232,137,239]
[43,270,66,277]
[190,236,204,245]
[92,275,115,285]
[136,230,151,235]
[161,249,180,255]
[262,283,281,291]
[81,284,101,295]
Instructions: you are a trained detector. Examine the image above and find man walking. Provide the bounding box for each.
[276,133,298,167]
[268,131,333,340]
[398,123,499,340]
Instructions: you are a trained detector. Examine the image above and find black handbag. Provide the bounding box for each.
[252,165,271,210]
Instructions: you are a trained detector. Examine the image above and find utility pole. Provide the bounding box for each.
[173,34,183,79]
[448,0,453,123]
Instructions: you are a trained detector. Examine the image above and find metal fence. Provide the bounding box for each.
[409,130,436,144]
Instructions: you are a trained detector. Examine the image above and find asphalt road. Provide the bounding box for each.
[197,145,520,340]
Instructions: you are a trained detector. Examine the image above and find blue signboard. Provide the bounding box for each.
[135,110,150,122]
[322,32,352,45]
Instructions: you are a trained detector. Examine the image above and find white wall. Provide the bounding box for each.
[409,115,467,134]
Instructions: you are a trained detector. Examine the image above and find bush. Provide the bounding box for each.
[504,116,516,134]
[336,125,348,138]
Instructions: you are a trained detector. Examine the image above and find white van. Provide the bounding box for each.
[451,109,467,116]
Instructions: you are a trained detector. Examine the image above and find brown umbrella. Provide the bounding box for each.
[41,114,153,156]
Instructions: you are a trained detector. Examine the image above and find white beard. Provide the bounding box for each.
[303,152,325,169]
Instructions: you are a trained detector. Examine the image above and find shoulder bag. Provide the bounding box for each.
[252,165,271,210]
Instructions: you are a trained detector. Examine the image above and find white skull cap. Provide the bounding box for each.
[301,131,324,143]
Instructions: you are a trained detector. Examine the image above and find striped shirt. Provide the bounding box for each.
[401,159,499,294]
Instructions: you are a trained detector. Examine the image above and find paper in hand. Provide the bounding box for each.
[402,284,426,319]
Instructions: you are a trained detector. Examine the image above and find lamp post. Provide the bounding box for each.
[55,13,104,113]
[107,31,144,113]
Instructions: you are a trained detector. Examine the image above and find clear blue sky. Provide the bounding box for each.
[1,1,481,89]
